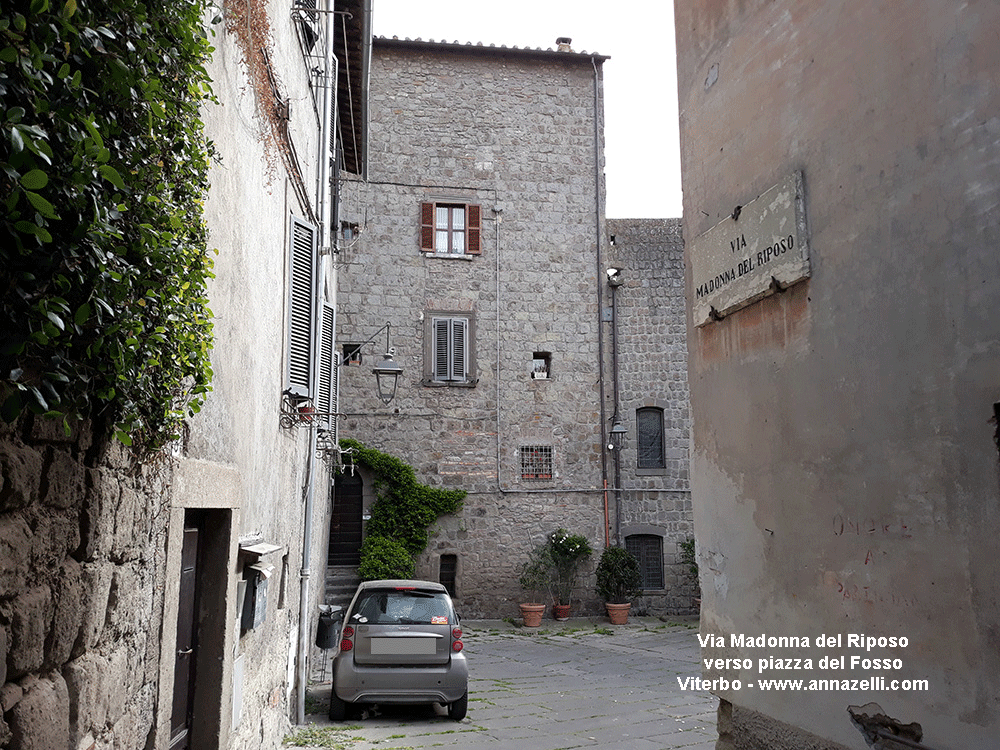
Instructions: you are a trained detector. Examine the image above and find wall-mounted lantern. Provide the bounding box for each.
[609,418,627,451]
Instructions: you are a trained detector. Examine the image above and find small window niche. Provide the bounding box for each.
[342,343,363,366]
[440,554,458,597]
[531,352,551,380]
[340,221,359,243]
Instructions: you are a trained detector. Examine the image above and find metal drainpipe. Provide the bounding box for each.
[297,3,337,726]
[592,54,610,547]
[609,278,622,545]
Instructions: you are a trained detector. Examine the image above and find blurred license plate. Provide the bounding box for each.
[370,637,436,655]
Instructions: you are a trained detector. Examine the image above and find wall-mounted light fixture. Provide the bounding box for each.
[371,333,403,405]
[281,321,404,430]
[346,322,403,406]
[609,418,627,451]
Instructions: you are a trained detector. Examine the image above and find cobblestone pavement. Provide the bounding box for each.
[297,616,718,750]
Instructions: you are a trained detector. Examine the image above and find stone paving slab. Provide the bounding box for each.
[295,616,717,750]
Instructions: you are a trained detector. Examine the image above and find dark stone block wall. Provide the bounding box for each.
[335,40,696,618]
[607,218,697,615]
[0,417,169,749]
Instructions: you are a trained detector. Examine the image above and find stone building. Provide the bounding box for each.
[674,1,1000,748]
[0,2,369,749]
[605,219,696,613]
[333,37,695,618]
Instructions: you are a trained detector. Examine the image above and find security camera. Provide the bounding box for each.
[606,267,621,278]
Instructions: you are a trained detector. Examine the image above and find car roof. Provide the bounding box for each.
[357,579,449,593]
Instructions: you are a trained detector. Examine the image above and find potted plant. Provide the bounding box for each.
[679,536,701,608]
[595,546,642,624]
[517,546,551,627]
[546,529,592,620]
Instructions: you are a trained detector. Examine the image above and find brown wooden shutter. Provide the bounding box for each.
[420,202,435,251]
[466,204,482,255]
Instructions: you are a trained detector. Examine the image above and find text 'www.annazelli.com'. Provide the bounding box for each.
[677,676,930,692]
[682,632,930,692]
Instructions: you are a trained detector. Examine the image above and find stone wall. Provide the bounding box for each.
[337,39,611,618]
[335,41,697,619]
[0,416,170,750]
[606,219,697,615]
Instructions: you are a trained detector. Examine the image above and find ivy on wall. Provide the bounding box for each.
[0,0,217,452]
[340,439,466,579]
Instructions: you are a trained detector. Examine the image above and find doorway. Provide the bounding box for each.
[170,512,202,750]
[329,472,364,566]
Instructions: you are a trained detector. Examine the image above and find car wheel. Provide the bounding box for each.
[328,691,347,721]
[448,691,468,721]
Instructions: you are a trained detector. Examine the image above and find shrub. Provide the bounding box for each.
[357,536,414,581]
[595,546,642,604]
[1,0,218,451]
[517,545,552,604]
[546,528,592,606]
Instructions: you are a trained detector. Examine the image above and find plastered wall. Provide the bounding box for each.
[675,1,1000,747]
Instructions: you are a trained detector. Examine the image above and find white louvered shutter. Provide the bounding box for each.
[317,303,335,422]
[287,218,316,397]
[451,318,467,380]
[433,318,450,381]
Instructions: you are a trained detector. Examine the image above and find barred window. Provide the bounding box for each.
[636,407,665,469]
[520,445,553,480]
[626,534,664,590]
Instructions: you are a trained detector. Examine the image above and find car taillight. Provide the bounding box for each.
[452,627,462,640]
[340,625,355,651]
[452,627,463,652]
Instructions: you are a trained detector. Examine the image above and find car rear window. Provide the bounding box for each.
[350,589,452,625]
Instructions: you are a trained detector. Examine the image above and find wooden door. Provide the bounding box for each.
[170,523,200,750]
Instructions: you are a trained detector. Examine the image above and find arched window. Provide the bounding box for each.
[636,407,665,469]
[626,534,664,590]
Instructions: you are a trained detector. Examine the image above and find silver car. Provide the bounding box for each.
[329,579,469,721]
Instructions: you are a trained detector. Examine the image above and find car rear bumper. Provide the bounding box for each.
[333,653,468,704]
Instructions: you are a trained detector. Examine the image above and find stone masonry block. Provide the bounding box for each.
[9,672,70,750]
[41,446,85,510]
[0,444,43,512]
[0,625,6,686]
[48,558,84,667]
[8,586,52,679]
[0,681,23,712]
[75,563,113,654]
[28,415,76,445]
[64,652,110,744]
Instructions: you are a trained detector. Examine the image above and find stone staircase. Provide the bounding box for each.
[325,565,361,609]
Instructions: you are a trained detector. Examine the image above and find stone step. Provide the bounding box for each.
[325,565,361,608]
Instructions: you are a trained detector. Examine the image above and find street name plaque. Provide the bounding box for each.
[690,172,810,326]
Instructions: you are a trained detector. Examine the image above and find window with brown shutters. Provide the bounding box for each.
[420,201,482,255]
[286,217,317,397]
[423,311,476,386]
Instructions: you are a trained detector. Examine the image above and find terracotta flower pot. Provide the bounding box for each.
[552,604,571,621]
[605,602,631,625]
[519,603,545,627]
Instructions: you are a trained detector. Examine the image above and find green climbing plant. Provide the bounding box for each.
[1,0,218,452]
[340,438,465,578]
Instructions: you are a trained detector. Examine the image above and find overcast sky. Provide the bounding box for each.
[371,0,683,219]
